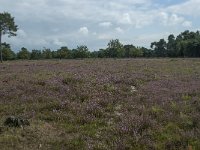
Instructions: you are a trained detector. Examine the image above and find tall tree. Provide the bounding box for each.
[123,45,143,57]
[107,39,124,57]
[17,47,30,59]
[97,49,108,58]
[42,48,52,59]
[167,34,177,57]
[174,30,200,57]
[31,49,42,60]
[74,45,90,58]
[124,45,135,58]
[141,47,153,57]
[151,39,167,57]
[57,46,70,59]
[0,12,18,62]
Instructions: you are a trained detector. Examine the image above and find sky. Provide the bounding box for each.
[0,0,200,51]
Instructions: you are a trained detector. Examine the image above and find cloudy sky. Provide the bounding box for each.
[0,0,200,51]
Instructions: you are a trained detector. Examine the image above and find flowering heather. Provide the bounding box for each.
[0,58,200,149]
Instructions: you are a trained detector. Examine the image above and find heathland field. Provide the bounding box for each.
[0,58,200,150]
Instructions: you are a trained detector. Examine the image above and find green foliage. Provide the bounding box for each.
[154,122,183,150]
[51,50,58,58]
[30,49,42,60]
[124,44,142,57]
[151,105,164,113]
[167,34,177,57]
[152,30,200,57]
[4,116,30,127]
[62,76,81,85]
[17,47,30,59]
[151,105,164,119]
[129,47,143,57]
[1,43,16,60]
[0,12,18,36]
[97,48,109,58]
[2,48,16,60]
[57,46,70,59]
[42,48,52,59]
[141,47,154,57]
[182,94,192,101]
[76,45,89,58]
[151,39,167,57]
[107,39,125,57]
[90,51,99,58]
[73,45,90,58]
[103,84,115,92]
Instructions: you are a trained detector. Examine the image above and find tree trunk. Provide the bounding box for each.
[0,30,2,63]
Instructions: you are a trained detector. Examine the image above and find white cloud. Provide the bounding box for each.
[92,32,97,35]
[168,14,184,25]
[79,27,89,35]
[115,11,155,28]
[16,29,27,38]
[98,34,112,40]
[99,22,112,27]
[168,0,200,16]
[119,13,132,25]
[182,21,192,27]
[159,12,169,25]
[158,12,192,27]
[115,27,124,33]
[53,38,67,46]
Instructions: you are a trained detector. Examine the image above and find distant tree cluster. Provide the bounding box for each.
[1,30,200,61]
[0,41,150,60]
[151,30,200,57]
[0,45,91,60]
[92,39,148,58]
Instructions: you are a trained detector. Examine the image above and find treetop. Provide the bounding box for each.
[0,12,18,36]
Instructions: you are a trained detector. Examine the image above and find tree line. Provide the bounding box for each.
[1,30,200,61]
[0,40,150,60]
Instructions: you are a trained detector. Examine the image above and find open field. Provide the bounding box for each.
[0,58,200,150]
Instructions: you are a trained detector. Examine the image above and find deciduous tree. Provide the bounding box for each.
[17,47,30,59]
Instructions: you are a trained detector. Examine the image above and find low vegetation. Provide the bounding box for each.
[0,58,200,149]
